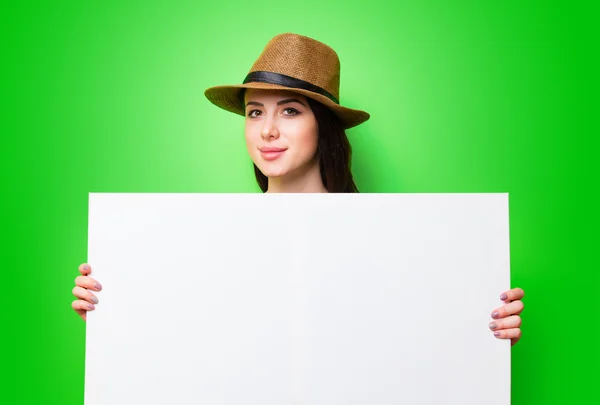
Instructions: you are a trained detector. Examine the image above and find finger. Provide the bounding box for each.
[491,300,524,319]
[72,299,95,321]
[75,276,102,291]
[79,263,92,276]
[489,315,521,331]
[500,287,524,303]
[492,327,521,343]
[72,286,99,305]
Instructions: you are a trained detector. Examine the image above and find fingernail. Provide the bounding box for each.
[94,282,102,290]
[489,323,497,330]
[83,265,90,271]
[86,303,95,310]
[492,311,500,319]
[500,293,508,300]
[494,332,501,337]
[90,295,99,304]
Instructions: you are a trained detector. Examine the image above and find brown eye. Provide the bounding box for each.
[247,110,261,118]
[283,108,299,116]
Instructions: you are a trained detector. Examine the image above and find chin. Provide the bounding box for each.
[257,164,288,178]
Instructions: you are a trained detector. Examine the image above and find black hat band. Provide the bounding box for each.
[243,71,339,105]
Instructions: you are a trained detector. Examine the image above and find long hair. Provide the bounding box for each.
[253,97,359,193]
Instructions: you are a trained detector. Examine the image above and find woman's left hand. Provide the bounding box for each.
[489,287,525,346]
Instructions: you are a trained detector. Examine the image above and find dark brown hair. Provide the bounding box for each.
[252,96,359,193]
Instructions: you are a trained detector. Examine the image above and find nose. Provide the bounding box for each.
[260,115,280,140]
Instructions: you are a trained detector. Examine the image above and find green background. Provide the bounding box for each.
[2,1,596,404]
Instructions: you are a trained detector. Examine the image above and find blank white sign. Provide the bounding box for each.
[85,193,511,405]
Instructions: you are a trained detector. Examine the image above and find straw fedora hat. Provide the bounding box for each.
[204,33,370,129]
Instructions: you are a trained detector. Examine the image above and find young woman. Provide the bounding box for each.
[71,33,525,345]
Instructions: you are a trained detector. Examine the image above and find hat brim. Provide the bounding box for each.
[204,82,370,130]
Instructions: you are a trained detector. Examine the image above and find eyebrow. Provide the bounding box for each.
[245,98,306,107]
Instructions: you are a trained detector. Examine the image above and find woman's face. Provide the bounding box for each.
[244,89,319,179]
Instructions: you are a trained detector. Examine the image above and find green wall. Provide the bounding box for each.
[2,1,596,404]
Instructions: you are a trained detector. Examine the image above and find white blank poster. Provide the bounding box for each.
[85,193,511,405]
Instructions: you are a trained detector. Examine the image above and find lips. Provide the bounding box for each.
[259,146,287,161]
[259,147,287,152]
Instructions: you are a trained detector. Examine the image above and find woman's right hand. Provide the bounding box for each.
[71,263,102,321]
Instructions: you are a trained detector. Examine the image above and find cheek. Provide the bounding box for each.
[244,126,259,155]
[293,121,319,157]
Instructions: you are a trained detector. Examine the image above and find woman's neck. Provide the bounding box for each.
[266,159,328,193]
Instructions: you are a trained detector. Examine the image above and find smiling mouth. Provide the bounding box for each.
[259,147,287,152]
[260,149,287,161]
